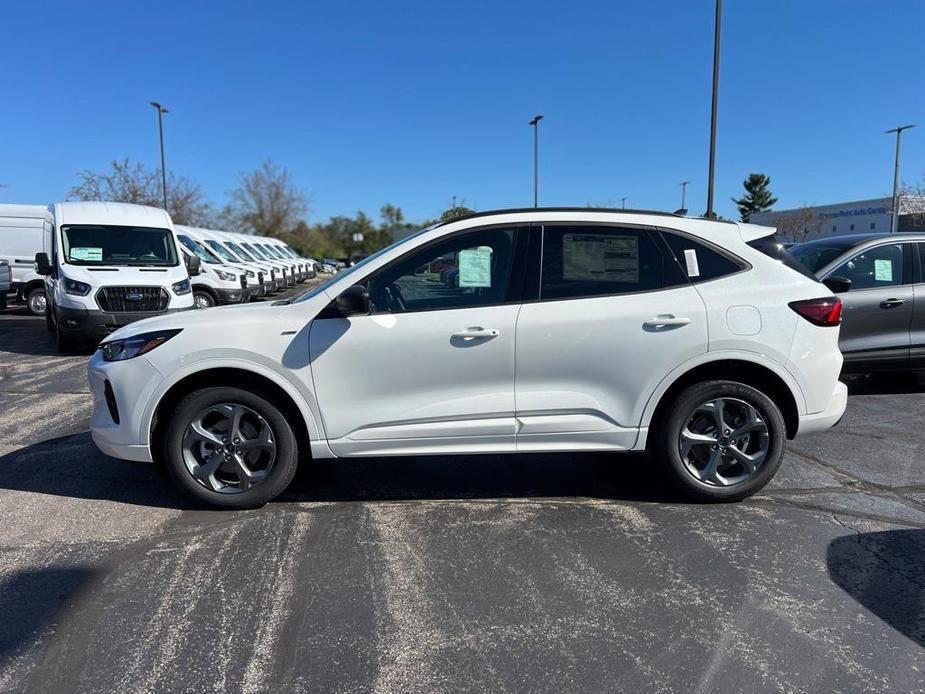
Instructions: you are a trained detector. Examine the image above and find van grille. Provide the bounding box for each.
[96,286,169,313]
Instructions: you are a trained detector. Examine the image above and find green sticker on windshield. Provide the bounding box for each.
[874,258,893,282]
[71,247,102,261]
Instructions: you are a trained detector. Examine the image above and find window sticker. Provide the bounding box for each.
[683,248,700,277]
[874,258,893,282]
[458,246,493,287]
[562,234,639,282]
[70,247,102,261]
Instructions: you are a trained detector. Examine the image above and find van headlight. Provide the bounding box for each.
[172,278,191,295]
[101,329,182,362]
[214,269,236,282]
[243,269,255,278]
[63,277,91,296]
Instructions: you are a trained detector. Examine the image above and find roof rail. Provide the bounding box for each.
[436,206,684,225]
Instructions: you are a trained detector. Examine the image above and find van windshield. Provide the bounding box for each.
[62,225,178,266]
[178,234,221,264]
[226,242,256,262]
[264,245,285,259]
[242,243,267,260]
[204,239,240,263]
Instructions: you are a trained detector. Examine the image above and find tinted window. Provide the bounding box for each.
[831,243,905,289]
[367,228,516,313]
[540,226,663,300]
[746,233,816,279]
[790,238,860,274]
[662,231,745,282]
[178,234,221,264]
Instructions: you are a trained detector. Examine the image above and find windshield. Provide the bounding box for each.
[178,234,221,264]
[204,239,240,263]
[790,239,859,274]
[284,246,299,258]
[241,243,267,260]
[294,224,436,303]
[61,225,178,266]
[226,242,256,262]
[263,244,285,259]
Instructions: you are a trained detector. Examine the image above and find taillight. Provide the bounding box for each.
[789,297,842,326]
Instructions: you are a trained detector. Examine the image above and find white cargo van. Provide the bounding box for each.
[0,204,54,315]
[36,201,197,351]
[174,225,253,307]
[187,228,276,296]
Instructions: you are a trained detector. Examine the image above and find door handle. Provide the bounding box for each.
[879,298,905,310]
[452,327,500,339]
[643,315,691,329]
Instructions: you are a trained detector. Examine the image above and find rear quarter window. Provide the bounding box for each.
[748,234,818,280]
[660,230,746,282]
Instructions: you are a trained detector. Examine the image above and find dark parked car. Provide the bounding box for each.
[791,233,925,372]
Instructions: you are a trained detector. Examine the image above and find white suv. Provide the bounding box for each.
[88,209,847,509]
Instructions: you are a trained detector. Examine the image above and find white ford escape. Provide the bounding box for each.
[88,209,847,509]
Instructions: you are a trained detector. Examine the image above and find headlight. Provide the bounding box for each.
[215,269,236,282]
[101,329,182,362]
[172,278,191,295]
[63,277,91,296]
[244,269,255,278]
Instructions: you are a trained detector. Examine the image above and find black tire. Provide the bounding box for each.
[45,310,54,332]
[193,289,216,309]
[655,380,785,502]
[26,287,47,316]
[163,386,299,509]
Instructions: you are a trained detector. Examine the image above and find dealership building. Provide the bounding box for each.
[750,196,925,242]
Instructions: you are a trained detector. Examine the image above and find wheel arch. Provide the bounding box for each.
[642,356,803,445]
[149,364,319,466]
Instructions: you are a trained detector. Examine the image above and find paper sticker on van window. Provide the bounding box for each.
[562,234,639,282]
[458,246,492,287]
[874,258,893,282]
[683,248,700,277]
[71,247,103,262]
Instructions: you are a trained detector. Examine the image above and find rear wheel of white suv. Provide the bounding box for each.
[657,380,785,502]
[164,387,299,509]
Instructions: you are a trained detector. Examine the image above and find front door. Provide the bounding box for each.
[309,225,524,456]
[825,241,914,369]
[911,243,925,368]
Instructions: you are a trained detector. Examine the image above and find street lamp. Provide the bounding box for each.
[529,114,544,208]
[706,0,722,218]
[680,181,690,213]
[886,124,915,234]
[149,101,169,211]
[620,197,627,209]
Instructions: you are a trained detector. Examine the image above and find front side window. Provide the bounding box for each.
[61,225,178,266]
[830,243,905,289]
[540,226,663,300]
[178,234,221,264]
[367,227,516,313]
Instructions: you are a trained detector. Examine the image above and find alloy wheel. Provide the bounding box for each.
[181,403,276,494]
[678,397,770,487]
[29,291,46,315]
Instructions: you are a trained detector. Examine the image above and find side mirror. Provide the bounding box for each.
[822,275,851,293]
[35,252,52,276]
[335,284,369,317]
[185,254,202,276]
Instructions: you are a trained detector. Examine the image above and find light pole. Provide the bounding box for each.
[680,181,690,212]
[620,197,627,209]
[886,124,915,234]
[706,0,722,218]
[529,114,544,207]
[149,101,169,210]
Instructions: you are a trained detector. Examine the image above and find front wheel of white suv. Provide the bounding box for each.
[163,387,299,509]
[656,380,785,502]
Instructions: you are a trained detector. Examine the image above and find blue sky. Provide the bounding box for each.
[3,1,923,223]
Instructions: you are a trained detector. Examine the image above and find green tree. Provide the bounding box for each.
[439,205,475,223]
[221,159,308,236]
[732,173,777,222]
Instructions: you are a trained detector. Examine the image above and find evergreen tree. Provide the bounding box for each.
[732,173,777,222]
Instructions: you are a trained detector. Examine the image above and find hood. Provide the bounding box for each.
[59,264,187,286]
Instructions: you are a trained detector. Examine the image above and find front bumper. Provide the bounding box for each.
[59,306,189,341]
[214,287,246,304]
[88,351,158,462]
[795,381,848,438]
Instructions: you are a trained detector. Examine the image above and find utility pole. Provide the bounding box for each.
[620,197,627,209]
[149,101,169,210]
[529,115,544,207]
[680,181,690,212]
[886,124,915,233]
[706,0,722,218]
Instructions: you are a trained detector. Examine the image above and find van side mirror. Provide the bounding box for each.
[35,252,52,276]
[335,284,370,316]
[185,254,202,276]
[822,275,851,293]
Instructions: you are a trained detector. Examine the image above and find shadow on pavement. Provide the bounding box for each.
[827,528,925,647]
[844,371,925,396]
[0,565,95,665]
[0,432,675,508]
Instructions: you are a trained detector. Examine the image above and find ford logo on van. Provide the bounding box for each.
[124,291,144,301]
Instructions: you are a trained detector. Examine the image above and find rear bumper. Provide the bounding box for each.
[795,381,848,438]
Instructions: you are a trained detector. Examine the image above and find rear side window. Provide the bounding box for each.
[748,234,817,279]
[660,231,745,282]
[540,226,665,300]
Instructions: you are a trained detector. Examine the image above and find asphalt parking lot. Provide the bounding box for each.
[0,289,923,693]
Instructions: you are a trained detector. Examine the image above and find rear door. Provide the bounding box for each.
[514,224,708,451]
[824,241,915,368]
